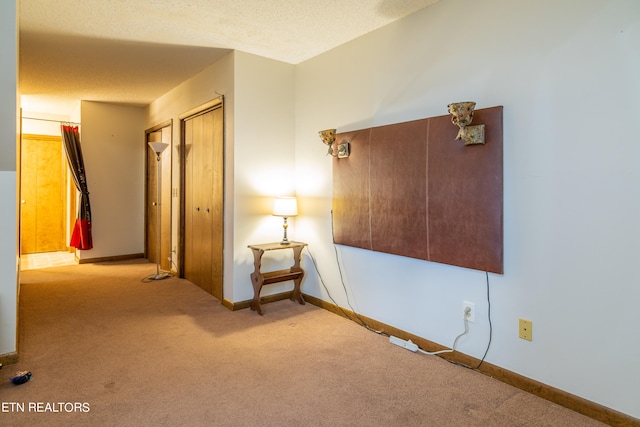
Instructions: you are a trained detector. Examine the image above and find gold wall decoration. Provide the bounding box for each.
[447,102,485,145]
[319,128,349,158]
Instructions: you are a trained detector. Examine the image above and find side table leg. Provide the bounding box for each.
[250,248,265,315]
[290,272,306,306]
[250,272,264,315]
[290,245,306,306]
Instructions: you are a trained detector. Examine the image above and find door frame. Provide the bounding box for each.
[178,96,225,299]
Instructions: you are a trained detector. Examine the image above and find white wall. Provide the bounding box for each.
[0,172,17,356]
[0,0,18,357]
[231,52,296,301]
[78,101,146,260]
[294,0,640,419]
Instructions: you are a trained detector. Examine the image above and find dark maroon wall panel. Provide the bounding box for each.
[370,119,429,260]
[332,106,503,274]
[332,129,372,250]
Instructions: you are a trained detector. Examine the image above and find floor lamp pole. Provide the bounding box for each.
[146,141,171,281]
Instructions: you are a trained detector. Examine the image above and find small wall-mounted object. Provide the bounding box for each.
[319,129,336,154]
[319,128,350,158]
[448,102,485,145]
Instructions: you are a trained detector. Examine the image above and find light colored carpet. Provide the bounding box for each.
[2,260,604,426]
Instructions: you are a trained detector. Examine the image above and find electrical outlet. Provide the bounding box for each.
[519,318,532,341]
[463,301,475,322]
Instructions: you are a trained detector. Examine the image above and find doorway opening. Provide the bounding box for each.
[20,133,77,270]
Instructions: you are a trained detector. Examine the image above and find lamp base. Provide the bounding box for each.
[145,271,172,281]
[280,217,291,245]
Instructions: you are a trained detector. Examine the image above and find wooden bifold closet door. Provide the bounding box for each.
[21,134,67,254]
[182,105,223,299]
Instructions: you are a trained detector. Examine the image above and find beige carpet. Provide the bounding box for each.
[2,260,604,426]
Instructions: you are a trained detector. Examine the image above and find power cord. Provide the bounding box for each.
[306,246,383,335]
[431,272,493,371]
[417,307,470,356]
[329,211,384,335]
[313,210,493,367]
[169,254,179,272]
[302,209,384,334]
[472,271,492,369]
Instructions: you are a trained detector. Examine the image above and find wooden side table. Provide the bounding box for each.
[248,242,307,315]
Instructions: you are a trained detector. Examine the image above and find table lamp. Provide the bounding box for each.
[272,197,298,245]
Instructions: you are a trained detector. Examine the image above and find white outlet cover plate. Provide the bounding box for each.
[463,301,475,322]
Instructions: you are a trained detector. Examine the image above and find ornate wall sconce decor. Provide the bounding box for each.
[319,129,350,158]
[319,129,336,154]
[448,102,485,145]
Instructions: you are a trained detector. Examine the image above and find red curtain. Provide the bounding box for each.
[61,124,93,250]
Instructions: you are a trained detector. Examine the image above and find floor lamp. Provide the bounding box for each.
[146,141,172,281]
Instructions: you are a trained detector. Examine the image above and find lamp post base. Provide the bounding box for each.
[145,271,172,281]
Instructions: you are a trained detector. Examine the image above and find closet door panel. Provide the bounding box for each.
[191,114,207,289]
[198,111,214,294]
[183,118,196,284]
[181,102,224,300]
[210,107,224,299]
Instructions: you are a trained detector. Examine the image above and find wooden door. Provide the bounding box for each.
[209,107,224,299]
[146,127,172,271]
[182,103,223,299]
[185,114,209,290]
[183,118,195,285]
[21,135,66,254]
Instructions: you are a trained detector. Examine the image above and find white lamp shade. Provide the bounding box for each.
[272,197,298,217]
[148,141,169,154]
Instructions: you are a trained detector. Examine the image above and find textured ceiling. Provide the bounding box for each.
[19,0,439,114]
